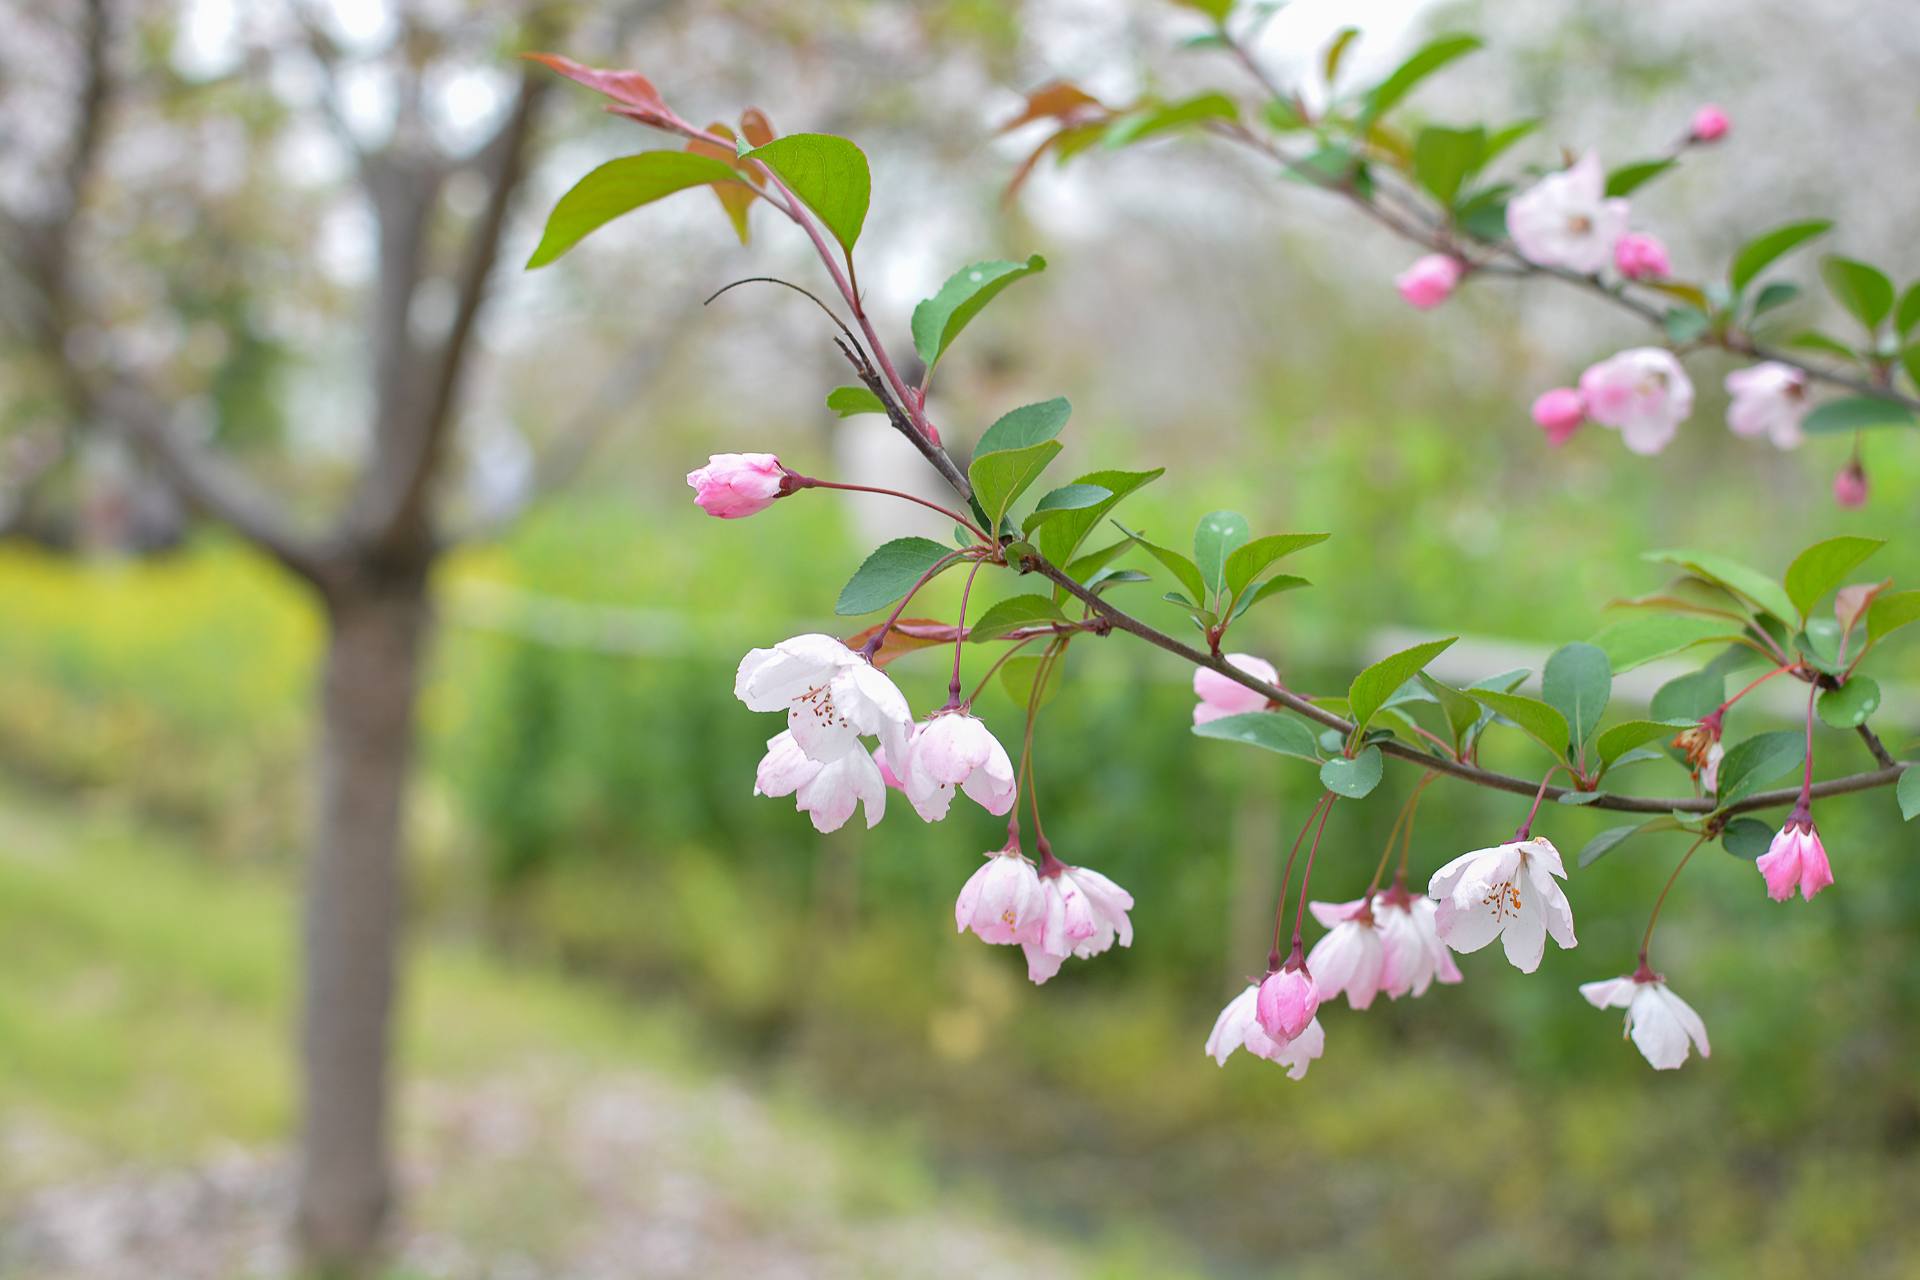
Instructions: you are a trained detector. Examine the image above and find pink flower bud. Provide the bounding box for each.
[1834,459,1869,508]
[1755,816,1833,902]
[1613,233,1671,281]
[1530,387,1586,445]
[688,452,787,518]
[1255,964,1319,1043]
[1394,254,1464,310]
[1690,104,1730,143]
[1193,653,1278,725]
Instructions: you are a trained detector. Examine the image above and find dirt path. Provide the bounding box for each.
[2,1062,1082,1280]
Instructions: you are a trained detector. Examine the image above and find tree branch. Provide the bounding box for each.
[354,72,547,556]
[1018,553,1906,820]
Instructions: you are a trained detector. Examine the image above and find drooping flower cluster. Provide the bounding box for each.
[734,624,1131,986]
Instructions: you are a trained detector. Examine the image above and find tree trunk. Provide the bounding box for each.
[296,574,429,1274]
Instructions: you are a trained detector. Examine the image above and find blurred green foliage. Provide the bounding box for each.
[4,389,1916,1271]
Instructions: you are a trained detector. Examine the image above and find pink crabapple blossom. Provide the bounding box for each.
[1835,459,1870,508]
[1372,885,1462,999]
[1579,347,1695,456]
[1701,741,1725,794]
[1724,363,1810,449]
[1505,151,1630,275]
[1755,812,1833,902]
[1021,862,1135,985]
[1306,899,1388,1010]
[1394,254,1464,309]
[1255,963,1320,1042]
[735,634,914,765]
[954,849,1046,946]
[1531,387,1586,445]
[687,452,788,518]
[1580,971,1711,1070]
[1612,232,1672,281]
[1690,104,1731,142]
[1429,836,1577,973]
[1204,984,1325,1079]
[899,710,1018,821]
[1192,653,1279,725]
[753,730,888,832]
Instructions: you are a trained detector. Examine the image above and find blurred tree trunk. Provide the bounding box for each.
[298,572,429,1268]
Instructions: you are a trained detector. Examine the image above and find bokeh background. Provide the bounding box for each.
[3,0,1918,1276]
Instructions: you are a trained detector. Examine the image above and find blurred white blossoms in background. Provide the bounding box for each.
[1429,836,1577,973]
[1580,971,1711,1070]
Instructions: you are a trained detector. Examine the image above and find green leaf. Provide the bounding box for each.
[969,441,1061,527]
[1868,590,1920,644]
[1467,688,1572,760]
[1817,675,1881,729]
[1557,791,1602,806]
[1897,283,1920,338]
[1320,746,1384,799]
[1644,549,1797,624]
[1229,574,1311,620]
[526,151,749,268]
[1751,281,1801,318]
[1605,158,1676,198]
[1171,0,1234,19]
[1349,637,1458,734]
[1193,510,1251,597]
[1063,538,1131,585]
[1714,730,1806,810]
[1720,817,1775,860]
[1116,522,1206,604]
[910,254,1047,368]
[1417,672,1480,747]
[1482,119,1540,164]
[1000,653,1064,710]
[1104,92,1238,148]
[1579,816,1685,869]
[1543,642,1611,748]
[741,133,871,257]
[1663,307,1711,344]
[1192,710,1322,762]
[1801,396,1917,435]
[1588,614,1738,673]
[1898,767,1920,821]
[1413,125,1484,206]
[835,537,955,615]
[1729,219,1832,292]
[967,593,1067,643]
[1786,331,1858,360]
[1784,535,1885,618]
[1035,468,1163,567]
[1020,484,1112,533]
[1651,668,1726,722]
[1362,34,1481,122]
[1322,25,1361,84]
[976,397,1071,455]
[1223,533,1329,597]
[826,385,885,417]
[1822,255,1896,331]
[1085,567,1149,591]
[1596,719,1692,768]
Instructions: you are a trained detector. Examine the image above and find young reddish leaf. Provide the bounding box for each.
[523,52,671,120]
[687,123,758,244]
[740,108,776,147]
[999,82,1108,134]
[843,618,960,668]
[1836,578,1891,651]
